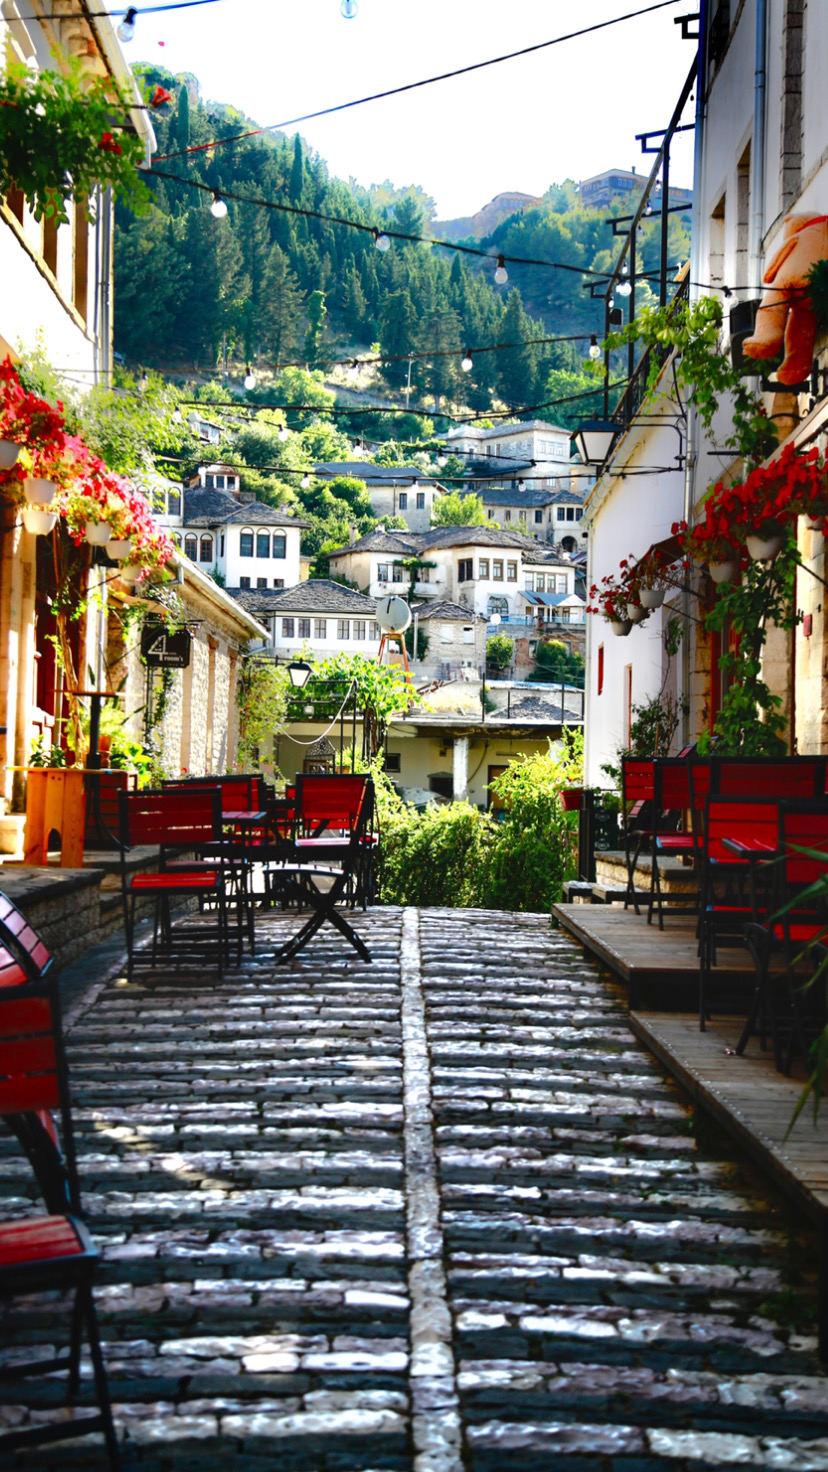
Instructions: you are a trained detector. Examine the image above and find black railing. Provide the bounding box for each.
[611,272,691,430]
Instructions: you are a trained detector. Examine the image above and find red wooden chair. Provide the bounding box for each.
[741,800,828,1072]
[261,780,372,962]
[164,775,266,950]
[0,967,121,1468]
[711,754,828,799]
[0,893,72,1214]
[118,787,230,981]
[698,794,781,1030]
[621,757,656,913]
[648,758,709,928]
[293,774,374,907]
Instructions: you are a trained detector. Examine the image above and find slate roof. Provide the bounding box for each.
[183,487,309,529]
[313,462,426,482]
[522,591,585,608]
[409,600,483,622]
[523,547,576,568]
[446,419,571,440]
[329,524,544,558]
[228,579,376,616]
[329,530,427,557]
[477,487,559,508]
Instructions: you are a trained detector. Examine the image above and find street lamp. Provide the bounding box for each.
[286,660,312,689]
[572,419,618,467]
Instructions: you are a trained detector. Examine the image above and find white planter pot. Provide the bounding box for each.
[0,438,21,470]
[21,506,57,536]
[610,618,632,637]
[626,603,648,624]
[805,515,825,532]
[84,521,112,545]
[709,559,739,584]
[640,587,665,609]
[118,564,146,582]
[24,476,57,506]
[105,538,133,560]
[746,533,783,562]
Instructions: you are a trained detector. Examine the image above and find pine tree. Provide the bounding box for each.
[175,84,190,158]
[304,289,327,365]
[289,134,304,202]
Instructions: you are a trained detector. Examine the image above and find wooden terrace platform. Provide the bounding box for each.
[553,899,828,1349]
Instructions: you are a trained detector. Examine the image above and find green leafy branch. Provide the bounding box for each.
[0,57,152,224]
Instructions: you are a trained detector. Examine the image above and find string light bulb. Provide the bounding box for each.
[494,254,508,285]
[372,227,391,252]
[348,360,359,381]
[616,266,632,298]
[244,366,256,390]
[301,473,311,489]
[588,335,601,361]
[139,370,149,394]
[117,6,137,42]
[461,350,473,373]
[210,190,228,219]
[340,0,359,15]
[173,407,182,424]
[644,197,653,217]
[278,424,289,442]
[436,453,447,468]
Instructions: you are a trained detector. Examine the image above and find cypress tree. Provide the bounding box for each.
[290,135,304,202]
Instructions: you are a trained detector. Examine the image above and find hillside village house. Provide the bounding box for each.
[312,461,444,532]
[478,484,586,549]
[170,465,309,588]
[329,524,556,619]
[583,2,828,785]
[229,579,381,661]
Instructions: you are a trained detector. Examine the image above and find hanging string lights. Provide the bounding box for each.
[494,255,508,285]
[210,189,228,219]
[117,6,137,41]
[372,227,391,252]
[616,264,632,298]
[340,0,359,15]
[588,335,602,360]
[461,350,473,373]
[244,366,257,390]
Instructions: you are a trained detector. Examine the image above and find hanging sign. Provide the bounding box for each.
[141,625,192,668]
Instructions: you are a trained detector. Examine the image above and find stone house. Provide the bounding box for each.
[312,462,444,532]
[228,579,381,660]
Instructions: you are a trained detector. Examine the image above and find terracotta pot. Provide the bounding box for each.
[0,438,21,470]
[610,618,632,637]
[85,521,112,545]
[21,506,57,536]
[709,559,739,584]
[746,533,783,562]
[24,476,57,506]
[626,603,648,624]
[105,538,132,559]
[640,587,665,609]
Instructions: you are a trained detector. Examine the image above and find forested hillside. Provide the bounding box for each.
[114,68,690,424]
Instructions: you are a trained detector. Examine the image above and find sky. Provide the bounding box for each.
[113,0,697,219]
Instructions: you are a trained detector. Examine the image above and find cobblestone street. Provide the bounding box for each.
[2,905,828,1469]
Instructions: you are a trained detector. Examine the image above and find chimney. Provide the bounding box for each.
[239,491,256,504]
[349,524,357,546]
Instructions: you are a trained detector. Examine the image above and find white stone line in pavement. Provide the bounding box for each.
[400,907,464,1472]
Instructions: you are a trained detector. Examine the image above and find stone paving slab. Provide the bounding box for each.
[0,904,827,1468]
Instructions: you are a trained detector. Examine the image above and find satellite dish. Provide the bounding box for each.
[375,594,412,634]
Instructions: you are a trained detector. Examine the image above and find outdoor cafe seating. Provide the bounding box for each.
[0,893,121,1469]
[620,752,828,1072]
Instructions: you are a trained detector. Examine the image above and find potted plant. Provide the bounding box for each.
[587,576,633,635]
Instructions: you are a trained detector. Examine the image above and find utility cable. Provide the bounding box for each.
[145,167,629,278]
[153,0,686,162]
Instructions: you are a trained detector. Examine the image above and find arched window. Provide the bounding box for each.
[239,528,254,558]
[199,535,213,563]
[184,534,197,561]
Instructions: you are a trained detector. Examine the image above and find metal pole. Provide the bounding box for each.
[659,144,671,308]
[628,227,637,393]
[603,296,610,417]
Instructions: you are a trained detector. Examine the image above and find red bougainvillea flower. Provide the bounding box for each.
[98,132,122,154]
[149,86,173,108]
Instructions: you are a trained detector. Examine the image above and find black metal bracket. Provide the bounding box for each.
[674,12,700,40]
[636,123,696,153]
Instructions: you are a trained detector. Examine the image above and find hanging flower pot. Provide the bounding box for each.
[105,538,132,560]
[805,514,826,532]
[21,505,57,536]
[118,564,147,583]
[709,559,739,584]
[24,476,57,506]
[84,520,112,545]
[0,437,21,470]
[610,618,632,637]
[746,533,784,562]
[640,587,665,609]
[626,603,648,624]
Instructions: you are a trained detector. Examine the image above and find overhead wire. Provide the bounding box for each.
[0,1,227,19]
[151,0,686,162]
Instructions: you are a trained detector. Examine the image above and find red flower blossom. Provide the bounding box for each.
[149,86,173,109]
[98,132,122,155]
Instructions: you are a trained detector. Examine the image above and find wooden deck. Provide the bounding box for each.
[553,898,828,1348]
[552,900,754,1009]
